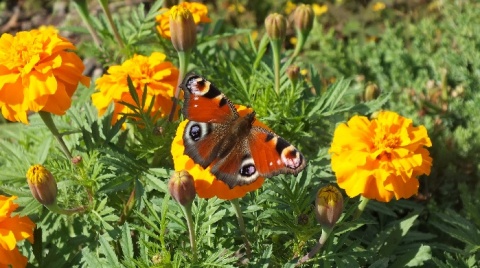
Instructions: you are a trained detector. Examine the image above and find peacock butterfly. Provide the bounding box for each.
[180,73,306,188]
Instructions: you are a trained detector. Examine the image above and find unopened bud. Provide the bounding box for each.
[315,185,343,230]
[169,5,197,52]
[293,4,314,36]
[363,83,380,101]
[26,164,58,206]
[169,170,196,207]
[286,65,300,83]
[265,13,287,41]
[72,155,82,165]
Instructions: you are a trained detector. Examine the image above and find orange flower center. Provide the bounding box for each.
[4,32,45,72]
[373,127,401,159]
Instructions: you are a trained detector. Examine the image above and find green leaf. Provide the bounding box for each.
[99,234,121,267]
[120,223,134,259]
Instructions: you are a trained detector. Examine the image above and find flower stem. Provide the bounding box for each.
[72,0,102,48]
[38,111,73,160]
[297,227,332,265]
[169,51,190,122]
[98,0,125,49]
[180,203,197,262]
[354,196,370,220]
[291,29,307,62]
[270,39,282,94]
[46,202,85,216]
[230,199,252,258]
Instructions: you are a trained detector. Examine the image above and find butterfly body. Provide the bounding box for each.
[180,74,306,188]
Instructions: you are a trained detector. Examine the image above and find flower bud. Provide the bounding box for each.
[286,65,300,83]
[26,164,58,206]
[169,5,197,52]
[265,13,287,41]
[169,170,196,207]
[363,83,380,101]
[72,155,82,165]
[315,185,343,230]
[293,4,314,36]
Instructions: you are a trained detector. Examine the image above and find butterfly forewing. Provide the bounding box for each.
[248,127,306,177]
[181,74,238,123]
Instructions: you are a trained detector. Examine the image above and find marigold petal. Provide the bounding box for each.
[0,195,34,268]
[0,229,16,250]
[1,215,35,244]
[0,245,28,268]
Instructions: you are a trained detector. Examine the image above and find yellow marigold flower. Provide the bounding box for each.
[285,1,297,15]
[156,2,211,39]
[0,27,90,124]
[372,2,386,12]
[329,111,433,202]
[0,195,35,268]
[171,106,266,200]
[312,4,328,16]
[91,52,179,125]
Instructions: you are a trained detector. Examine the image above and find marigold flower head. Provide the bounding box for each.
[156,2,211,39]
[27,164,58,206]
[315,185,343,229]
[91,52,179,125]
[171,106,266,200]
[0,195,35,268]
[329,111,433,202]
[0,27,90,124]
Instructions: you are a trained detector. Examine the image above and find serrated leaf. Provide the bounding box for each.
[99,234,121,267]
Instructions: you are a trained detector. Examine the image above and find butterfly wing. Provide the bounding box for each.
[181,73,242,167]
[248,126,306,177]
[210,126,306,188]
[180,73,238,123]
[210,138,258,188]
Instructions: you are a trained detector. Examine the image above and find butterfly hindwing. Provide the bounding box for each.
[183,121,230,167]
[180,73,238,123]
[208,126,306,188]
[248,126,306,177]
[210,139,260,188]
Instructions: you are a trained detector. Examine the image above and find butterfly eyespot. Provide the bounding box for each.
[240,164,256,177]
[189,124,202,141]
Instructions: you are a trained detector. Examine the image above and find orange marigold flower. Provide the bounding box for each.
[0,195,35,268]
[156,2,211,39]
[171,106,266,200]
[0,27,90,124]
[329,111,433,202]
[91,52,179,125]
